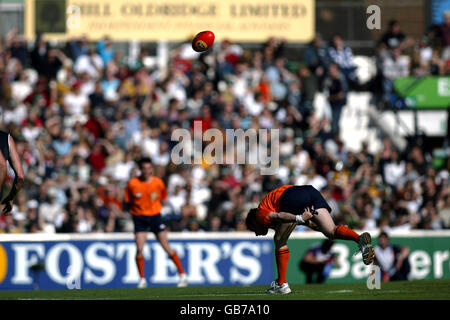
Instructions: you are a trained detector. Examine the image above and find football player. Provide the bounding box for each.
[125,157,188,288]
[246,184,374,294]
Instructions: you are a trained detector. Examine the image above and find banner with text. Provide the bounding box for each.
[286,233,450,284]
[0,236,274,290]
[25,0,315,42]
[394,76,450,109]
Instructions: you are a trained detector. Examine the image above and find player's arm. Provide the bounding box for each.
[123,183,131,212]
[160,179,167,205]
[268,207,317,224]
[1,135,25,215]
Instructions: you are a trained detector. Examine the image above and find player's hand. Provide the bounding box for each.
[1,198,13,216]
[301,206,315,222]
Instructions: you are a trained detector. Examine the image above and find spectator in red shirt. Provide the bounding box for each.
[88,142,107,173]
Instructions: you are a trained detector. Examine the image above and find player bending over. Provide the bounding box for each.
[246,184,374,294]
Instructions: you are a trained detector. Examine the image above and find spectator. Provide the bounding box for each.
[295,166,327,191]
[265,57,291,101]
[97,37,115,66]
[5,29,28,67]
[68,36,89,61]
[323,63,347,135]
[438,194,450,228]
[436,11,450,59]
[30,36,49,75]
[63,81,90,124]
[299,240,338,284]
[303,35,330,87]
[40,47,66,80]
[298,66,318,116]
[328,35,357,84]
[383,150,406,190]
[374,231,411,281]
[101,68,120,98]
[74,47,104,79]
[113,152,135,184]
[38,187,63,233]
[381,47,409,107]
[381,20,407,50]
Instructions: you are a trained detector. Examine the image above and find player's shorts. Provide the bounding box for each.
[278,185,332,215]
[132,213,166,234]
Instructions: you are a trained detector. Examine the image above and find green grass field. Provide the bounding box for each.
[0,279,449,300]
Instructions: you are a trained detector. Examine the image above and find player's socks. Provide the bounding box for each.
[170,252,185,274]
[136,255,145,278]
[334,225,360,243]
[275,248,290,285]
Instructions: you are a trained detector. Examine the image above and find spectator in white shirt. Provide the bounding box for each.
[291,144,311,174]
[113,152,134,183]
[63,81,90,124]
[295,167,327,191]
[374,231,410,282]
[383,150,405,190]
[38,187,63,233]
[74,48,104,79]
[382,48,409,106]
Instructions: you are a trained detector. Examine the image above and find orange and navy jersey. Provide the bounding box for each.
[257,185,294,227]
[124,176,167,216]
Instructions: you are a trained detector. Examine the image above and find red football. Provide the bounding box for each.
[192,31,215,52]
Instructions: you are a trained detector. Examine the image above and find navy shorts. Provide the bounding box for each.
[278,185,332,216]
[132,214,166,234]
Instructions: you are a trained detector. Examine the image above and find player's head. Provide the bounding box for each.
[137,157,153,178]
[245,208,268,236]
[378,231,390,248]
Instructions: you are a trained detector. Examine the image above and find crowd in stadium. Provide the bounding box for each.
[0,13,449,234]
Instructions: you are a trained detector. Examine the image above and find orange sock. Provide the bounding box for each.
[275,248,290,285]
[334,225,360,243]
[170,252,185,275]
[136,255,145,278]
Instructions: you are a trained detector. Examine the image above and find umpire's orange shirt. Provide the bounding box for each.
[257,185,294,227]
[124,176,167,216]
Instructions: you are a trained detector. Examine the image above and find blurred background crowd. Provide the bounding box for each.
[0,12,449,234]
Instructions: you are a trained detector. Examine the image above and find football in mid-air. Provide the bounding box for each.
[192,31,215,52]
